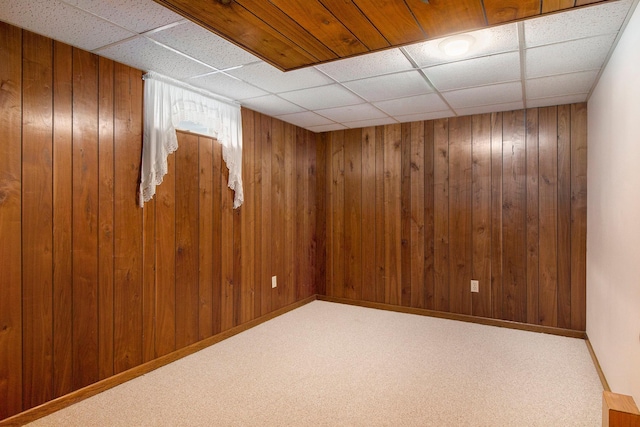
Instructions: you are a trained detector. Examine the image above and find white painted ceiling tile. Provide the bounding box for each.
[228,62,334,93]
[315,49,414,82]
[307,123,349,133]
[423,52,521,91]
[394,110,454,123]
[279,85,364,110]
[403,24,519,68]
[442,82,523,109]
[276,111,334,128]
[453,101,524,117]
[526,94,588,109]
[526,34,616,78]
[316,104,387,122]
[524,0,632,48]
[241,95,305,116]
[148,21,259,70]
[526,70,599,99]
[343,71,433,102]
[190,73,268,101]
[0,0,136,51]
[64,0,183,33]
[344,117,398,129]
[374,93,449,116]
[96,36,212,78]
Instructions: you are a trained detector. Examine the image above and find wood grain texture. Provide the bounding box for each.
[542,0,576,13]
[433,119,450,312]
[410,121,425,309]
[483,0,541,24]
[344,129,362,300]
[199,137,214,338]
[330,131,345,298]
[423,121,435,310]
[0,22,23,420]
[384,124,402,306]
[351,0,425,44]
[525,108,540,325]
[22,30,54,409]
[374,126,385,303]
[360,127,376,302]
[490,112,504,320]
[407,0,487,38]
[318,0,390,50]
[400,124,412,307]
[557,104,572,329]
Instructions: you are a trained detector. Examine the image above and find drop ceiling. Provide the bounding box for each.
[1,0,637,132]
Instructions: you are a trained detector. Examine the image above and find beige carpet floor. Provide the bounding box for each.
[28,301,603,426]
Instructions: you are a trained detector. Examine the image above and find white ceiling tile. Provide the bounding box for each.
[394,110,454,123]
[344,117,398,129]
[96,36,212,78]
[64,0,183,33]
[276,111,334,128]
[228,62,334,93]
[240,95,305,116]
[148,21,259,70]
[190,73,268,101]
[526,70,599,99]
[0,0,136,51]
[316,104,387,122]
[424,52,521,92]
[279,85,364,110]
[524,0,632,48]
[454,101,524,117]
[307,123,349,133]
[342,71,433,102]
[526,34,616,78]
[442,82,523,109]
[526,94,588,109]
[403,24,519,68]
[374,93,449,116]
[315,49,414,82]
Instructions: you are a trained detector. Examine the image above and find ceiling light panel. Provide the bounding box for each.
[343,71,434,102]
[227,62,334,94]
[315,49,414,82]
[279,85,365,111]
[148,21,259,70]
[239,95,305,117]
[524,0,631,48]
[423,51,521,92]
[526,34,616,78]
[442,81,522,109]
[0,0,136,51]
[526,70,599,100]
[403,24,518,67]
[63,0,183,34]
[374,93,449,116]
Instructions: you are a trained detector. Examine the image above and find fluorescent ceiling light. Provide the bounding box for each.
[439,35,475,57]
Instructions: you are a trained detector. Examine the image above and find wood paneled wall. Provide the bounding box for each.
[317,106,587,331]
[0,23,317,420]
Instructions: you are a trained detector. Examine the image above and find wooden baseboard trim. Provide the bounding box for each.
[317,295,587,339]
[0,295,317,427]
[585,334,611,392]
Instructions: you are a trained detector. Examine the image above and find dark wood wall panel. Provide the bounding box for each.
[0,24,318,421]
[320,105,588,331]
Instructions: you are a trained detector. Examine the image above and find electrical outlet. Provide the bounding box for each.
[272,276,277,289]
[471,280,479,293]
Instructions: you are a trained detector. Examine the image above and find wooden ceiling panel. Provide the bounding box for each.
[153,0,617,71]
[406,0,487,39]
[318,0,390,50]
[268,0,368,57]
[350,0,426,45]
[483,0,542,25]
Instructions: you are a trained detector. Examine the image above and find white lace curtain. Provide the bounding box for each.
[139,72,243,208]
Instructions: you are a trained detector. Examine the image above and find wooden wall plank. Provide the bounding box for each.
[52,40,73,396]
[142,197,156,363]
[315,133,327,297]
[113,64,143,374]
[344,129,363,300]
[240,113,255,324]
[307,131,318,298]
[538,106,559,327]
[0,22,23,420]
[284,123,296,306]
[525,108,541,325]
[423,121,435,310]
[260,115,272,315]
[295,128,306,300]
[271,119,285,310]
[400,123,412,307]
[221,143,235,331]
[471,114,492,318]
[198,136,214,339]
[374,126,385,303]
[570,103,587,331]
[21,30,54,408]
[212,135,223,335]
[384,124,402,305]
[557,104,572,329]
[501,110,527,323]
[233,193,242,327]
[410,121,425,309]
[361,127,376,302]
[175,133,200,347]
[71,47,100,390]
[252,111,263,317]
[448,116,472,315]
[490,112,504,319]
[331,131,345,298]
[433,118,450,312]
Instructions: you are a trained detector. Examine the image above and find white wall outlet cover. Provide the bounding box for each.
[272,276,277,288]
[471,280,479,293]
